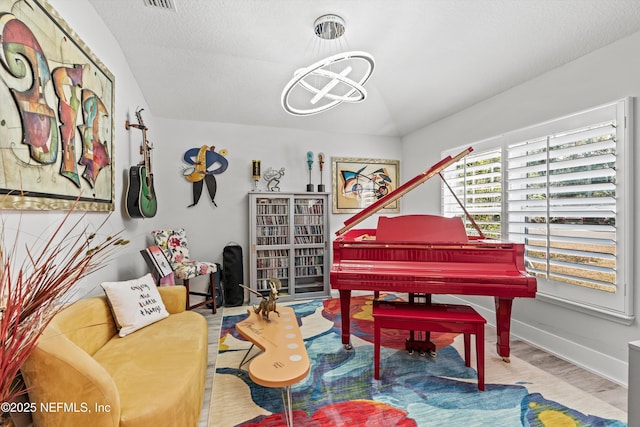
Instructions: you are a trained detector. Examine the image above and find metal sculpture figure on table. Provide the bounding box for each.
[317,152,326,192]
[263,167,285,192]
[239,279,281,321]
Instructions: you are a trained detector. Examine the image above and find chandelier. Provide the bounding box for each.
[281,14,375,116]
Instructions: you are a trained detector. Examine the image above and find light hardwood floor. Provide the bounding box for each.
[196,303,629,426]
[505,326,628,412]
[197,306,223,427]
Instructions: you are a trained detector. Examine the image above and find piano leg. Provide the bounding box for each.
[339,290,353,350]
[494,297,513,363]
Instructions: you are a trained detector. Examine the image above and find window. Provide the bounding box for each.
[442,99,633,322]
[442,147,502,239]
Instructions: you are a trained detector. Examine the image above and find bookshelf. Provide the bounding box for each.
[249,192,330,303]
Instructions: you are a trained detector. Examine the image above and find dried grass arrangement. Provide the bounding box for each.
[0,203,129,404]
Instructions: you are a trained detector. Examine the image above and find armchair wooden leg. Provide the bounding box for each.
[209,272,216,314]
[183,279,191,310]
[181,275,216,313]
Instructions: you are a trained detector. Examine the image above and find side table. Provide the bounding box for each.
[236,306,310,426]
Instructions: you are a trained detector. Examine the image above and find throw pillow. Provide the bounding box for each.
[101,273,169,337]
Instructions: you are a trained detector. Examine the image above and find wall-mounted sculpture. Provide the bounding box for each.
[182,145,228,207]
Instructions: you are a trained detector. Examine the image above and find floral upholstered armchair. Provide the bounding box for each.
[151,228,218,313]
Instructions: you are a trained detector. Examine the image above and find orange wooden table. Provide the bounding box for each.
[236,306,310,426]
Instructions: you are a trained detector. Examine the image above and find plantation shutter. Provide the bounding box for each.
[442,148,502,239]
[442,98,632,320]
[507,122,617,293]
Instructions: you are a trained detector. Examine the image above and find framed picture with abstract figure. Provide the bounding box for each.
[0,0,115,211]
[332,157,400,214]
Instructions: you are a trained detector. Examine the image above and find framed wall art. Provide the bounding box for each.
[0,0,115,211]
[332,157,400,214]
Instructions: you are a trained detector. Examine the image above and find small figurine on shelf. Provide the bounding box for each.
[251,160,261,191]
[317,152,326,192]
[263,167,285,191]
[306,151,314,192]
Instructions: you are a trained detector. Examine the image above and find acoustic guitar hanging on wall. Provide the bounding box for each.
[125,108,158,218]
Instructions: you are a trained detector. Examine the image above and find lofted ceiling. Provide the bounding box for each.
[86,0,640,137]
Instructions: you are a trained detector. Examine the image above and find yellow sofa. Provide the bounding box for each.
[20,285,208,427]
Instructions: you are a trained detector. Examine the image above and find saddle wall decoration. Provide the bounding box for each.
[0,0,115,211]
[182,145,228,208]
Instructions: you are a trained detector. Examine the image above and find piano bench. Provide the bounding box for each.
[372,301,486,391]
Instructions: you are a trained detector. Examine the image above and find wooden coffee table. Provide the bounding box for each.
[236,306,310,426]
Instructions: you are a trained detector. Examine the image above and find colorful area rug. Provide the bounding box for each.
[212,295,627,426]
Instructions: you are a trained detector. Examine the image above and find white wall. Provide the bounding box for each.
[402,31,640,386]
[1,0,158,299]
[150,119,400,292]
[4,1,399,299]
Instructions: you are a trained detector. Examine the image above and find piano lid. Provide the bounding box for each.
[335,147,473,236]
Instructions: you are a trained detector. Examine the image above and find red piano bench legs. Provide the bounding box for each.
[373,301,486,391]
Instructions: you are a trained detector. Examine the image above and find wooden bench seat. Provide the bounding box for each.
[373,301,486,390]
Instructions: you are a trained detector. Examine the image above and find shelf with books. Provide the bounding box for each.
[249,192,329,303]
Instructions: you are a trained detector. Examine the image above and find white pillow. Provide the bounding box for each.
[101,273,169,337]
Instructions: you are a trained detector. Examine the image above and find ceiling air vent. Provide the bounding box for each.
[143,0,177,12]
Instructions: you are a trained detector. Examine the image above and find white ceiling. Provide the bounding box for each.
[86,0,640,137]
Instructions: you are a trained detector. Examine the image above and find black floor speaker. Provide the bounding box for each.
[222,244,244,307]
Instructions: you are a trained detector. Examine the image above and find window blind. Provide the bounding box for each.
[442,148,502,239]
[442,98,632,320]
[507,122,617,292]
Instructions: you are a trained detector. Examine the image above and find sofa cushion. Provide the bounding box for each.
[48,294,119,355]
[93,310,208,426]
[101,273,169,337]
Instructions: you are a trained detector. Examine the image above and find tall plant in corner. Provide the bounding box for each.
[0,200,128,403]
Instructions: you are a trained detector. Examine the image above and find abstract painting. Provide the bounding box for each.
[0,0,115,211]
[332,157,399,214]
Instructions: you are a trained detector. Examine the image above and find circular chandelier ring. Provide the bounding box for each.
[281,51,375,116]
[296,68,368,103]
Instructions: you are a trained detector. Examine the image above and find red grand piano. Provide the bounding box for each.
[330,147,537,361]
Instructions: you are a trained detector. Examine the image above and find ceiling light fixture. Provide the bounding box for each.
[281,14,375,116]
